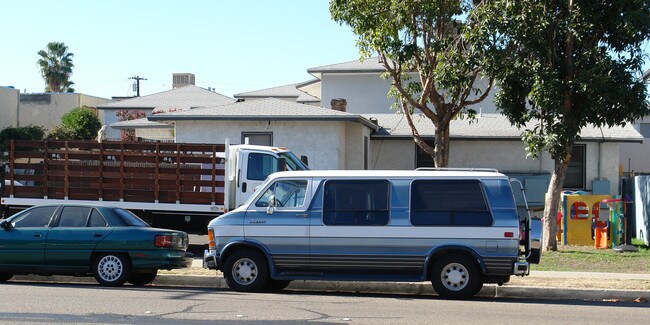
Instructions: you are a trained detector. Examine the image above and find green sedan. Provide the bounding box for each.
[0,205,192,286]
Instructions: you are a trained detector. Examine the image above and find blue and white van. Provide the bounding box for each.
[203,169,542,299]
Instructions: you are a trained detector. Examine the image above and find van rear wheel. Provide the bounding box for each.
[223,249,269,292]
[431,254,482,299]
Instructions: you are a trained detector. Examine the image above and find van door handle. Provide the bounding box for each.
[296,213,309,218]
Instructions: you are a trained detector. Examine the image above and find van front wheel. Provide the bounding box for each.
[431,254,482,299]
[223,249,269,292]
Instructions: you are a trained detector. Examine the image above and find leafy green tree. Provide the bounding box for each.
[0,126,46,157]
[48,107,102,140]
[476,0,650,251]
[37,42,75,93]
[330,0,495,167]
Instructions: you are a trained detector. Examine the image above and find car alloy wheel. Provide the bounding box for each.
[94,253,130,286]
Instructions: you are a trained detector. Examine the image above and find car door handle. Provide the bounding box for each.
[93,233,103,237]
[33,233,42,238]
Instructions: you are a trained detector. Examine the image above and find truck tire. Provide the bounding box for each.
[223,249,269,292]
[431,253,482,299]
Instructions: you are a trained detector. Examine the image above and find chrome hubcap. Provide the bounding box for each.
[232,258,257,285]
[441,262,468,291]
[98,255,123,282]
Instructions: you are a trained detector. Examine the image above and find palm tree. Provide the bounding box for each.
[37,42,75,93]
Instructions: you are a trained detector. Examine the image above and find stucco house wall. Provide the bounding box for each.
[173,120,353,170]
[18,93,109,131]
[0,87,19,129]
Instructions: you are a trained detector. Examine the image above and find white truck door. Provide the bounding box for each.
[235,151,280,206]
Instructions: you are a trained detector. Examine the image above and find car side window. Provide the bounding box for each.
[58,207,92,227]
[88,209,108,227]
[11,206,58,228]
[256,180,308,208]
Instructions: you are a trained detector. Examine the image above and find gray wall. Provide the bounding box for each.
[18,93,109,131]
[0,87,20,129]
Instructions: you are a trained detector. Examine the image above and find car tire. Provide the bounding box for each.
[431,253,482,299]
[93,253,131,287]
[266,279,291,291]
[223,249,269,292]
[0,273,13,282]
[128,270,158,286]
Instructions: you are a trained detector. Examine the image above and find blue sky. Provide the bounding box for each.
[1,1,649,100]
[0,0,360,98]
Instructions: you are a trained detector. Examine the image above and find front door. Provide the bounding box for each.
[244,178,310,274]
[45,206,113,269]
[0,206,58,269]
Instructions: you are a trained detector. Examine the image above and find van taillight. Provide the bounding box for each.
[155,235,172,248]
[208,228,216,250]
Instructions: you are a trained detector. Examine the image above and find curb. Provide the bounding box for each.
[12,274,650,302]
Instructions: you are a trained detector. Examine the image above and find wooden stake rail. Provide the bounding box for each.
[5,140,226,205]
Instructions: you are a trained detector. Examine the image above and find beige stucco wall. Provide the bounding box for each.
[370,138,621,195]
[0,87,20,129]
[344,123,373,169]
[173,120,360,170]
[18,93,109,131]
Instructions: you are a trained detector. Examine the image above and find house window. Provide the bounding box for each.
[415,141,435,168]
[241,132,272,146]
[323,180,390,226]
[564,144,585,189]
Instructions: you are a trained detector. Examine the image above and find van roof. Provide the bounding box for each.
[269,169,508,180]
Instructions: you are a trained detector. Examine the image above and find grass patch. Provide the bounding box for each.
[531,242,650,273]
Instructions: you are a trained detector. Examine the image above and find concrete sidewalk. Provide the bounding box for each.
[11,264,650,302]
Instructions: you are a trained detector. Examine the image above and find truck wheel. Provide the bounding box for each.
[223,249,269,292]
[128,270,158,286]
[0,273,13,282]
[431,254,482,299]
[93,253,131,287]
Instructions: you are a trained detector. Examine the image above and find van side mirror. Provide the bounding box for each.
[300,155,309,167]
[266,195,276,215]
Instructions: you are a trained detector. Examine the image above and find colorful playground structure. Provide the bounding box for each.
[558,191,626,248]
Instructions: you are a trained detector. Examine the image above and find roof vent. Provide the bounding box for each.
[172,73,195,88]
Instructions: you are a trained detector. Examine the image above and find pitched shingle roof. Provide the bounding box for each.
[308,58,385,74]
[148,97,377,129]
[233,83,304,98]
[110,118,173,129]
[98,85,235,113]
[365,113,643,142]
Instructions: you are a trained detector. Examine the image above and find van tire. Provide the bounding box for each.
[431,254,482,299]
[223,249,269,292]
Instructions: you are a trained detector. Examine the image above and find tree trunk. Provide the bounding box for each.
[433,122,450,167]
[542,156,570,251]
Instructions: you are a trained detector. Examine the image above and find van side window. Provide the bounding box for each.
[323,180,389,226]
[256,180,308,208]
[247,153,278,181]
[410,180,492,226]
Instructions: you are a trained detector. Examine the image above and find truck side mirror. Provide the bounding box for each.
[300,155,309,167]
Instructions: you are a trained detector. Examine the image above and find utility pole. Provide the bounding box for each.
[129,76,147,96]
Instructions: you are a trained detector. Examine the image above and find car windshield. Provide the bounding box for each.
[111,208,150,227]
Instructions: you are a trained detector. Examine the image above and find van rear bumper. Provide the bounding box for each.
[513,260,530,276]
